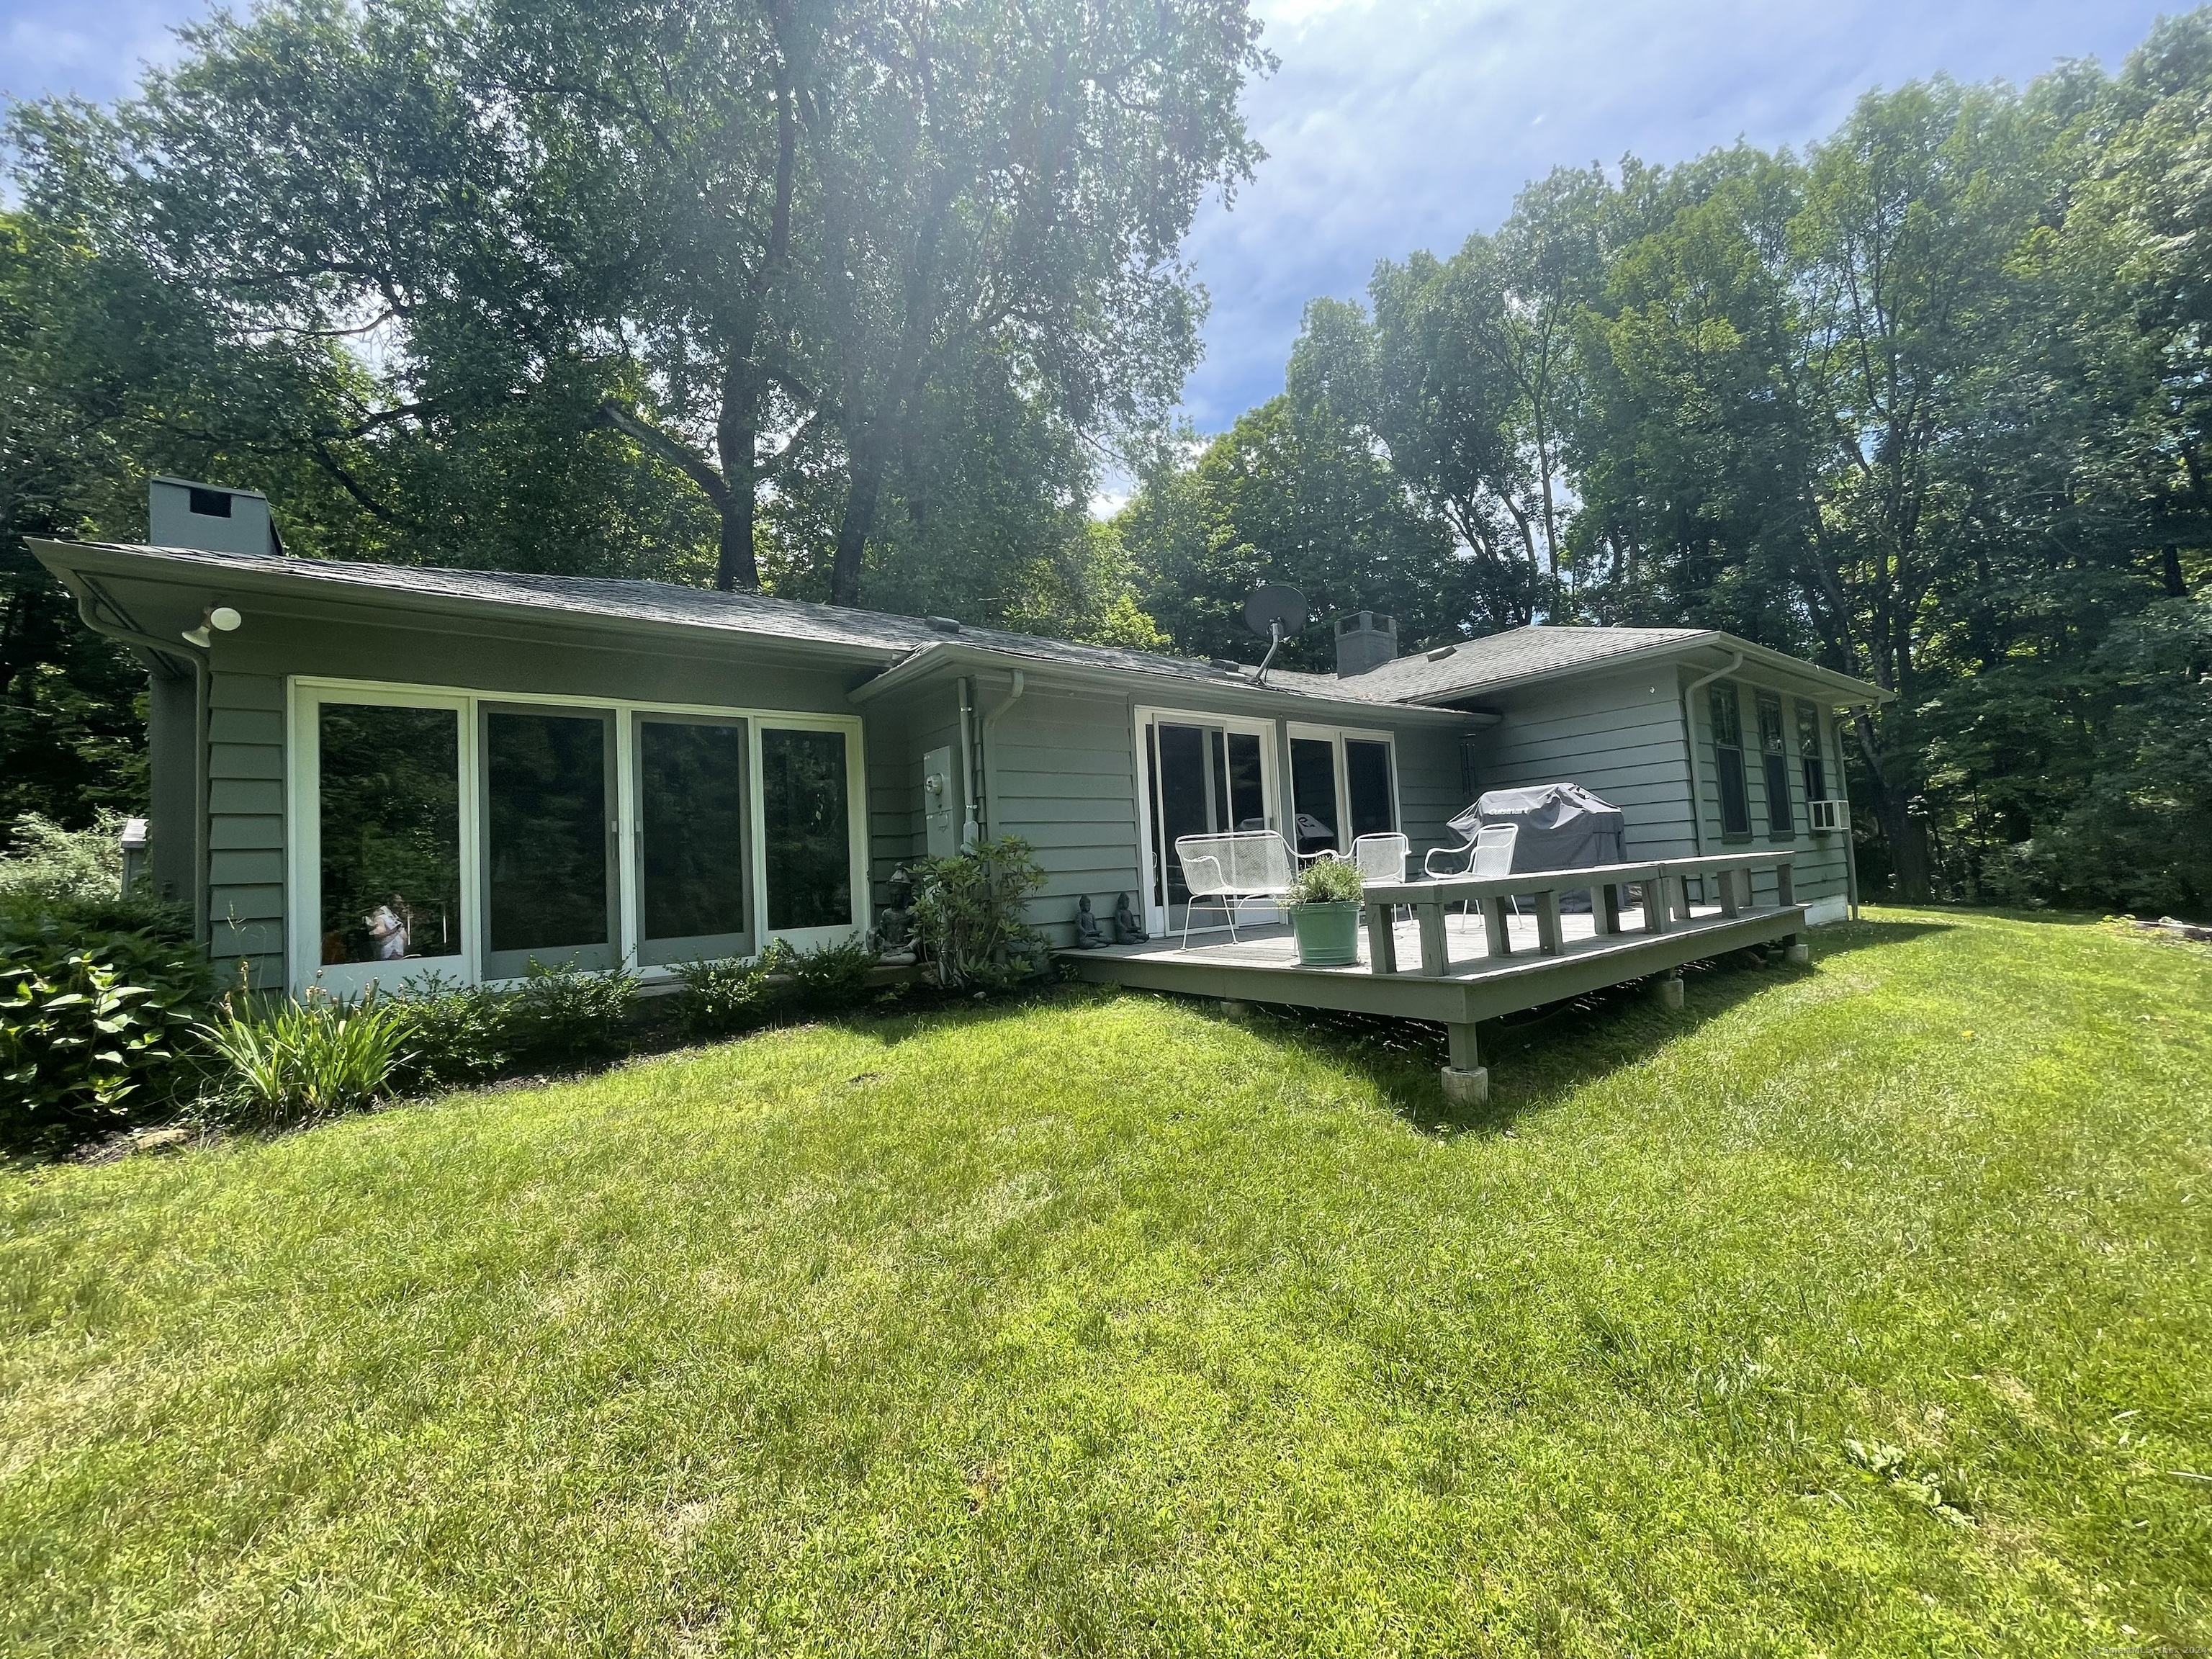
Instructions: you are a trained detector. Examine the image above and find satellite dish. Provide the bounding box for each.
[1244,584,1307,639]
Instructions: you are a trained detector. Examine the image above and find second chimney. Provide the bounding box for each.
[1334,611,1398,676]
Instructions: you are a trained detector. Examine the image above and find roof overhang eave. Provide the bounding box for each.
[30,539,910,671]
[1395,631,1890,708]
[850,641,1493,724]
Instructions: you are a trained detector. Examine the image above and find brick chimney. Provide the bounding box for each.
[1334,611,1398,676]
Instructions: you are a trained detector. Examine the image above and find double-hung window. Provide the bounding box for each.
[1796,699,1827,805]
[1709,683,1751,838]
[1757,691,1793,839]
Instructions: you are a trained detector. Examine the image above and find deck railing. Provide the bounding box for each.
[1359,850,1797,978]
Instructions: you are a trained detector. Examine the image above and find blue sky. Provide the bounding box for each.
[0,0,2173,430]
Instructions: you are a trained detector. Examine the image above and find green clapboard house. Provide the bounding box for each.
[33,479,1884,999]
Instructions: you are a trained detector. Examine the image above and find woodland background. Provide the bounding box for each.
[3,0,2208,912]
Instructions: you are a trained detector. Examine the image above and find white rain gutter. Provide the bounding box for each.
[978,667,1025,840]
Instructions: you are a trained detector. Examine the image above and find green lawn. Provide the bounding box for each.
[4,909,2209,1655]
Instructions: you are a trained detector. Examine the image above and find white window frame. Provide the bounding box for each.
[286,676,868,996]
[1285,721,1403,855]
[1130,703,1282,938]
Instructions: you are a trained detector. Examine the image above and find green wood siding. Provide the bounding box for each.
[1682,666,1851,909]
[984,690,1141,946]
[206,670,287,988]
[1475,670,1700,860]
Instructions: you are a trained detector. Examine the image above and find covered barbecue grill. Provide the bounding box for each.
[1448,781,1627,873]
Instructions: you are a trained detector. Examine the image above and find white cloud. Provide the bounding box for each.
[1183,0,2170,427]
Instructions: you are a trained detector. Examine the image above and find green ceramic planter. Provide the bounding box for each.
[1288,900,1362,966]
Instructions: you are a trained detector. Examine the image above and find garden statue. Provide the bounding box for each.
[1112,893,1148,943]
[874,866,918,966]
[1072,895,1107,948]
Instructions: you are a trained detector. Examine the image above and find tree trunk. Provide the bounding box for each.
[1853,707,1932,902]
[714,348,761,593]
[830,441,884,607]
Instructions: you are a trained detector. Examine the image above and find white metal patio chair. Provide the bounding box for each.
[1421,822,1520,925]
[1173,830,1304,949]
[1351,832,1411,925]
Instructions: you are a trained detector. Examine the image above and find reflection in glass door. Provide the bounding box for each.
[760,727,855,932]
[637,716,751,965]
[316,702,463,976]
[482,707,617,977]
[1289,737,1340,855]
[1146,719,1267,926]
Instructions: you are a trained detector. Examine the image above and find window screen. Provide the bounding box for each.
[1797,699,1827,804]
[761,728,853,930]
[1758,691,1792,839]
[1709,683,1750,837]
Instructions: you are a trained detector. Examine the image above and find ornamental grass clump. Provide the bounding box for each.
[1285,855,1365,906]
[197,988,413,1133]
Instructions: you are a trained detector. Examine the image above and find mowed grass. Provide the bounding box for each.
[3,911,2209,1656]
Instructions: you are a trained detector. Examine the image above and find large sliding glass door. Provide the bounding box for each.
[1289,725,1401,859]
[313,698,467,989]
[482,706,619,979]
[1141,711,1273,933]
[292,683,863,992]
[636,716,752,966]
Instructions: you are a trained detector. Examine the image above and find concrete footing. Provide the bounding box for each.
[1220,998,1255,1019]
[1652,972,1684,1012]
[1784,943,1810,966]
[1440,1066,1490,1107]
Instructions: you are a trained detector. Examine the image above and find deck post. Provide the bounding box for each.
[1775,859,1795,908]
[1717,868,1740,917]
[1673,874,1696,925]
[1645,880,1671,935]
[1485,896,1515,959]
[1364,903,1399,975]
[1416,901,1449,977]
[1652,969,1684,1011]
[1441,1021,1488,1107]
[1596,882,1622,935]
[1534,889,1563,956]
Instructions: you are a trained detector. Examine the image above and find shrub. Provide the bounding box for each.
[770,934,879,1011]
[505,958,640,1064]
[0,811,126,905]
[388,971,516,1091]
[671,935,883,1040]
[1286,855,1364,906]
[0,907,212,1155]
[196,989,413,1133]
[670,953,775,1038]
[911,837,1046,986]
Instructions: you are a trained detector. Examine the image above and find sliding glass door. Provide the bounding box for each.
[482,706,619,979]
[1289,726,1401,858]
[294,683,868,991]
[314,698,466,988]
[636,715,752,966]
[1141,712,1273,932]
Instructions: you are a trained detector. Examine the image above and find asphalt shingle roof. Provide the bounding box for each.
[60,542,1429,706]
[1340,624,1714,703]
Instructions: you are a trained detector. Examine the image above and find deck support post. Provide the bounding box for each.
[1776,860,1796,908]
[1534,889,1563,956]
[1364,903,1399,975]
[1441,1021,1488,1107]
[1717,869,1740,917]
[1652,970,1684,1012]
[1415,902,1447,976]
[1783,935,1809,967]
[1645,881,1671,935]
[1596,883,1622,935]
[1485,896,1514,959]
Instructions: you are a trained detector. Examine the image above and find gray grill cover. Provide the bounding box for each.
[1448,782,1626,872]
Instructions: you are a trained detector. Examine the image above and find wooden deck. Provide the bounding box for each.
[1064,850,1807,1103]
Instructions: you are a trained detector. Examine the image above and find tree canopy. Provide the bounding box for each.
[1118,17,2212,912]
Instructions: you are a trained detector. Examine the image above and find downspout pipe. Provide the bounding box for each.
[71,581,211,946]
[956,677,981,847]
[1677,650,1744,901]
[978,668,1025,841]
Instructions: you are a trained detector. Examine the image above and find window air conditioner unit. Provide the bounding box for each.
[1807,799,1844,834]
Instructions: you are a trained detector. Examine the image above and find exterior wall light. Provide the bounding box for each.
[182,605,243,648]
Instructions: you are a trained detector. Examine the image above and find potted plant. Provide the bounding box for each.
[1283,855,1365,966]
